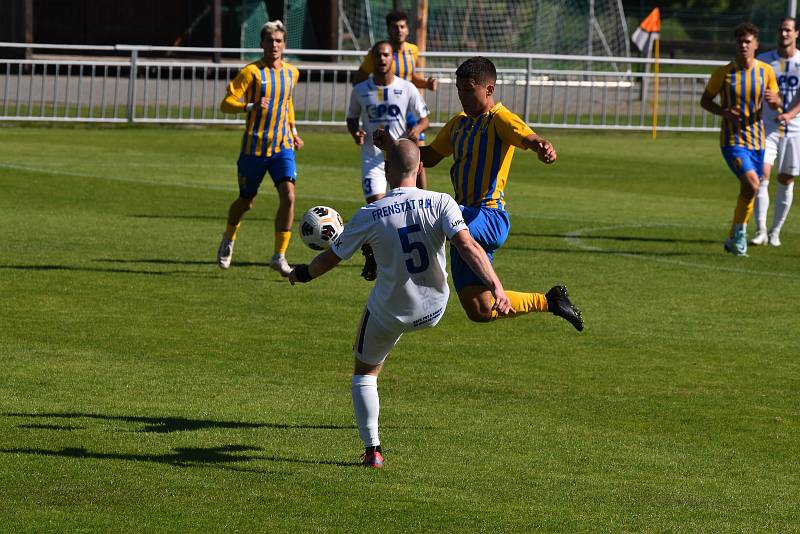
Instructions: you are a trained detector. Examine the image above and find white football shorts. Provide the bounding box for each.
[353,307,403,366]
[765,131,800,175]
[360,150,387,200]
[352,305,446,365]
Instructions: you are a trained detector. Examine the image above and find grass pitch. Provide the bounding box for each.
[0,125,798,532]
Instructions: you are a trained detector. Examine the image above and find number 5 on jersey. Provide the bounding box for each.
[398,224,429,274]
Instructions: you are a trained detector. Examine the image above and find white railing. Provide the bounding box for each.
[0,42,727,132]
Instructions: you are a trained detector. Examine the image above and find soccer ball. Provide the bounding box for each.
[300,206,344,250]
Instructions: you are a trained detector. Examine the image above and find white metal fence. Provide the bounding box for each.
[0,42,727,132]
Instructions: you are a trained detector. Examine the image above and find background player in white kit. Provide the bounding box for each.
[347,41,430,203]
[287,139,513,468]
[751,18,800,247]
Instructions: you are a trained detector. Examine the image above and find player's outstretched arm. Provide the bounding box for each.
[522,134,556,164]
[288,249,342,285]
[411,72,437,91]
[372,128,395,150]
[450,230,513,316]
[419,145,444,168]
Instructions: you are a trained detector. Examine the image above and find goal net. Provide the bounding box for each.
[339,0,631,60]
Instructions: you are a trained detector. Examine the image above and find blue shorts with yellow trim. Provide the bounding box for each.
[237,150,297,198]
[450,205,509,292]
[721,146,764,177]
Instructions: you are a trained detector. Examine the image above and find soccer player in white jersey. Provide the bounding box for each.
[751,18,800,247]
[347,41,430,203]
[287,139,513,468]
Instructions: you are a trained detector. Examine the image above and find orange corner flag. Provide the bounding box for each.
[632,8,661,54]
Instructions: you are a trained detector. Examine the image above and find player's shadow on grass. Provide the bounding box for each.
[4,412,354,433]
[0,264,216,277]
[0,445,360,471]
[95,258,270,268]
[93,258,364,271]
[3,413,362,469]
[131,214,273,222]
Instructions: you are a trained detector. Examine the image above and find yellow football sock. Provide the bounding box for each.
[729,194,754,237]
[225,222,241,241]
[492,291,549,320]
[274,231,292,256]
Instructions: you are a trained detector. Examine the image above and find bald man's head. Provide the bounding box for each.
[385,139,421,188]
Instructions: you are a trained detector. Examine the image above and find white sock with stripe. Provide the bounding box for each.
[754,180,769,233]
[771,181,794,234]
[351,374,380,448]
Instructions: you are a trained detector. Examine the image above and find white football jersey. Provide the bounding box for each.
[347,76,429,158]
[331,187,467,330]
[758,49,800,136]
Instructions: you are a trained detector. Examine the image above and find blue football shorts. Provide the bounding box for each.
[450,205,510,292]
[721,145,764,177]
[405,112,426,142]
[237,150,297,198]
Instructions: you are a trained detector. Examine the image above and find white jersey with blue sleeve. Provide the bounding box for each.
[331,187,466,330]
[758,49,800,137]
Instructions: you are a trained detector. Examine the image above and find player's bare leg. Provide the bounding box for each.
[457,285,583,331]
[270,181,295,276]
[217,195,255,269]
[726,170,758,256]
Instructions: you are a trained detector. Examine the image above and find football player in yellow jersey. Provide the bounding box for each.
[701,22,780,256]
[376,57,583,331]
[216,20,304,275]
[352,11,437,92]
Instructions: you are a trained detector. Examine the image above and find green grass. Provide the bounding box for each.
[1,125,798,532]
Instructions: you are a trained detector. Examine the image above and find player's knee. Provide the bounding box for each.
[237,196,255,211]
[463,302,493,323]
[278,185,295,205]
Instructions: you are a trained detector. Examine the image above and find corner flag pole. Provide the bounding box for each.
[632,8,661,139]
[652,37,660,140]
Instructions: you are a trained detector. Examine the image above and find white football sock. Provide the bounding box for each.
[754,180,769,233]
[771,181,794,234]
[351,374,380,447]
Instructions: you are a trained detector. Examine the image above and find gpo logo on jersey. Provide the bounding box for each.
[366,104,402,120]
[778,74,799,89]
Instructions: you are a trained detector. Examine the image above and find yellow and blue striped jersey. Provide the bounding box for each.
[221,60,299,157]
[705,60,778,149]
[360,42,419,81]
[429,103,534,210]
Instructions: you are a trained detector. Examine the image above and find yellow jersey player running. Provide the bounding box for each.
[216,20,304,275]
[377,56,583,331]
[701,22,780,257]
